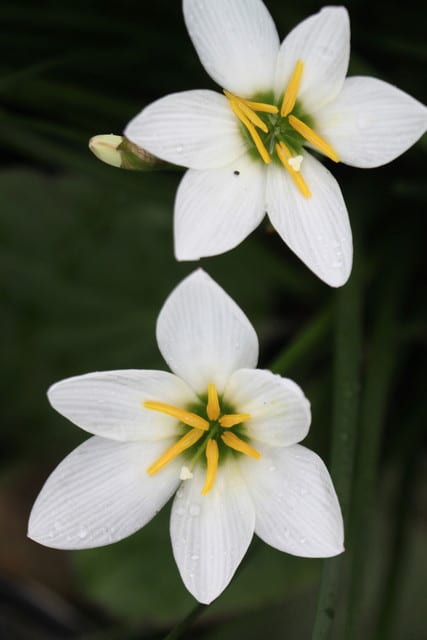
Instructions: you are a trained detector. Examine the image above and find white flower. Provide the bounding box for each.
[28,270,344,604]
[125,1,427,287]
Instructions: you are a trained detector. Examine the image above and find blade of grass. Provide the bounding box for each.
[311,252,363,639]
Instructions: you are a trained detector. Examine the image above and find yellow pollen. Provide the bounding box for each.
[147,428,204,475]
[207,383,221,421]
[221,432,261,459]
[288,115,340,163]
[226,94,271,164]
[281,60,304,117]
[276,142,311,199]
[201,439,219,495]
[219,413,251,428]
[143,401,209,431]
[239,97,279,114]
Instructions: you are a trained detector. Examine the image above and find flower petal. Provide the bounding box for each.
[183,0,279,97]
[266,153,352,287]
[274,7,350,111]
[174,154,266,261]
[170,457,255,603]
[156,270,259,395]
[315,76,427,168]
[223,369,311,446]
[48,370,199,442]
[239,443,344,557]
[28,436,181,549]
[125,90,247,170]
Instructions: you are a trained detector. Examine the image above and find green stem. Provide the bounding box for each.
[163,603,207,640]
[344,254,411,640]
[311,258,363,639]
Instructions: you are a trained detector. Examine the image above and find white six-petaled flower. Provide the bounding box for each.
[125,0,427,287]
[28,270,344,604]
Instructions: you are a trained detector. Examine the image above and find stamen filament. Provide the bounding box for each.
[281,60,304,117]
[227,98,271,164]
[288,115,340,163]
[147,428,204,475]
[207,383,221,421]
[276,142,311,199]
[201,439,219,495]
[223,90,278,114]
[143,401,209,431]
[219,413,251,428]
[221,432,261,459]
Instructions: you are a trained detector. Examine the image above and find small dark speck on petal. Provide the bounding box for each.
[234,170,240,176]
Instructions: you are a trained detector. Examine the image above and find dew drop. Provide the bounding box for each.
[53,521,62,532]
[176,489,184,499]
[78,527,88,539]
[189,503,201,517]
[175,144,183,153]
[300,536,307,544]
[176,507,186,517]
[268,465,276,472]
[191,554,199,561]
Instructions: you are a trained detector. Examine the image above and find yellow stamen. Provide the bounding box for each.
[288,115,340,163]
[223,90,278,114]
[147,428,204,475]
[201,439,219,495]
[227,97,271,164]
[276,142,311,199]
[219,413,251,428]
[221,432,261,459]
[207,383,221,421]
[143,401,209,431]
[233,99,268,133]
[281,60,304,117]
[239,98,279,114]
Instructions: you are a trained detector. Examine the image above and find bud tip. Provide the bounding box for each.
[89,134,123,168]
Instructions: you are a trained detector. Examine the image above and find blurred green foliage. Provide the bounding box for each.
[0,0,426,639]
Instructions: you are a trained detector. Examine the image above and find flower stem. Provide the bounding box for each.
[311,256,363,639]
[344,248,412,640]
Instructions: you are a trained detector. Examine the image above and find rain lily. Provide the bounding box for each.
[28,270,344,604]
[125,1,427,287]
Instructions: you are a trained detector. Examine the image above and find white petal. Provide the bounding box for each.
[48,370,199,442]
[274,7,350,111]
[28,436,181,549]
[239,443,344,557]
[266,154,352,287]
[315,76,427,168]
[223,369,311,447]
[125,90,247,170]
[183,0,279,97]
[157,270,259,395]
[170,457,255,603]
[174,155,266,261]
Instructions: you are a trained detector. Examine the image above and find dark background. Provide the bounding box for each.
[1,1,426,638]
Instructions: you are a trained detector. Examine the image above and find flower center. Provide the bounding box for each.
[143,383,260,495]
[224,60,339,198]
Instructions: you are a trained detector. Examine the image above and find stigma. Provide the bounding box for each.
[143,383,258,495]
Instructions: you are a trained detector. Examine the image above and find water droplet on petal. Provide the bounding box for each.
[191,554,199,561]
[176,507,185,517]
[78,527,88,539]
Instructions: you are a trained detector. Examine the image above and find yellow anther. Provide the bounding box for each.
[239,98,279,114]
[288,115,340,163]
[221,432,261,460]
[233,99,268,133]
[281,60,304,117]
[147,428,204,475]
[276,142,312,199]
[227,97,271,164]
[207,383,221,421]
[219,413,251,428]
[201,439,219,495]
[143,401,209,431]
[224,90,278,115]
